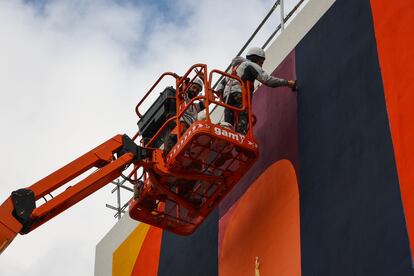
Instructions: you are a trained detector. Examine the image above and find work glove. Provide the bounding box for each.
[288,80,297,92]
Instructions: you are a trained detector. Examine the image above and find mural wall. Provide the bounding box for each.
[296,0,413,274]
[97,0,414,275]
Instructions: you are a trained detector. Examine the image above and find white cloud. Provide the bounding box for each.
[0,0,292,275]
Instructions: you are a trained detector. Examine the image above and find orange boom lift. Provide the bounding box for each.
[0,64,258,254]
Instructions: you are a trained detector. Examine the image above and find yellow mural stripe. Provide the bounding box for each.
[112,223,150,276]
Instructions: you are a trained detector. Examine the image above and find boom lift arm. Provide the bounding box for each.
[0,134,148,254]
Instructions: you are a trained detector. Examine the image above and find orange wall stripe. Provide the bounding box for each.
[131,226,163,276]
[370,0,414,260]
[112,223,150,276]
[219,160,301,276]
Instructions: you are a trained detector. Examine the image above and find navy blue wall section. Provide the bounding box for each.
[295,0,413,275]
[158,209,218,276]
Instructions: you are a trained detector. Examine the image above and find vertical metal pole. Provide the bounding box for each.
[176,77,182,140]
[203,66,211,124]
[280,0,285,30]
[116,180,121,220]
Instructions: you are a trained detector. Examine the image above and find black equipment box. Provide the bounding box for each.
[137,86,176,147]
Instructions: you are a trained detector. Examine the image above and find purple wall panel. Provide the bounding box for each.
[219,51,299,217]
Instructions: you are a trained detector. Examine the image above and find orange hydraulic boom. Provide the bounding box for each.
[0,134,147,253]
[0,64,259,254]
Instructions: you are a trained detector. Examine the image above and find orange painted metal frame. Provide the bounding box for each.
[129,64,259,235]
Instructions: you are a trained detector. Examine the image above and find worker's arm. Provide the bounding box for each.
[197,100,206,112]
[240,61,297,90]
[246,62,288,87]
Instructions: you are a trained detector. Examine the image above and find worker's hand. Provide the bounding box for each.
[287,80,297,92]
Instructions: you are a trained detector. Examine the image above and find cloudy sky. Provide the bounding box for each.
[0,0,298,275]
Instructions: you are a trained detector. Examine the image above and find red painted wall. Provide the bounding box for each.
[370,0,414,261]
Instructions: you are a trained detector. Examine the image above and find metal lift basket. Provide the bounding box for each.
[130,64,259,235]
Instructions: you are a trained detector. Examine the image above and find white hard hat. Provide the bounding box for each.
[192,78,203,89]
[246,47,266,59]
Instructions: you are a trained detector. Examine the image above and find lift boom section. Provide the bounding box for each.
[0,64,259,254]
[0,134,147,253]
